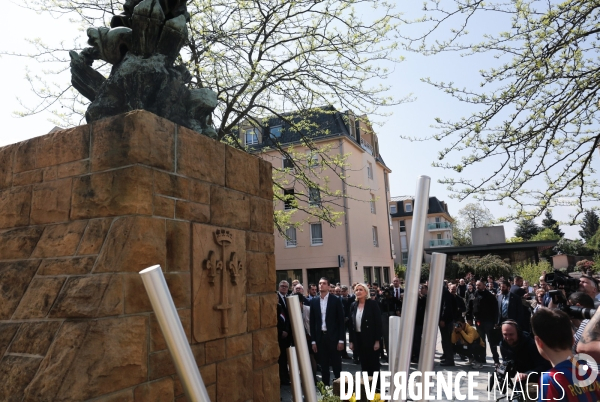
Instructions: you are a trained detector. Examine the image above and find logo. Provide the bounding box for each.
[570,353,599,388]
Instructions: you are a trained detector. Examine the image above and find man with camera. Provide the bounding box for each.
[498,320,550,383]
[532,308,600,401]
[451,317,485,368]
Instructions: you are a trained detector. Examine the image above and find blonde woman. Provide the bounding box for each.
[349,283,382,384]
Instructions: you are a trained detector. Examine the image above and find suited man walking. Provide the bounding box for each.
[310,277,345,385]
[496,280,524,328]
[277,280,292,385]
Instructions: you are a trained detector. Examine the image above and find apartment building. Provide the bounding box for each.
[390,196,454,265]
[240,106,394,288]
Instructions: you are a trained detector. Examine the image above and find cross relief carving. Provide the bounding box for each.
[203,229,243,335]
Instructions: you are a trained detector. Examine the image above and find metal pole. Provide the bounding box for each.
[287,347,303,402]
[417,253,446,374]
[391,175,430,402]
[139,265,210,402]
[388,316,402,398]
[287,295,318,402]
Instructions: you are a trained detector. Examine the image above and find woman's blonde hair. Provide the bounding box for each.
[353,282,370,295]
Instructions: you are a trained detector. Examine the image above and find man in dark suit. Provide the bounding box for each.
[310,277,345,386]
[497,280,524,328]
[439,283,457,366]
[277,280,291,385]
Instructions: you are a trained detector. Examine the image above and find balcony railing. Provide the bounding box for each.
[427,222,452,230]
[360,138,373,155]
[429,239,453,247]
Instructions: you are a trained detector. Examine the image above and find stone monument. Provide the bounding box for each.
[0,2,279,399]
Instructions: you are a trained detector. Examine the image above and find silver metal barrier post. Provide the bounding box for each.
[391,175,430,402]
[388,315,402,398]
[287,295,318,402]
[287,347,303,402]
[418,252,446,373]
[139,265,210,402]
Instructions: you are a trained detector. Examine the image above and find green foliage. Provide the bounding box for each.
[579,210,600,242]
[394,264,407,279]
[530,228,561,242]
[456,254,512,279]
[542,210,564,237]
[515,218,541,241]
[452,222,472,246]
[555,238,588,256]
[420,263,430,283]
[506,237,524,243]
[457,203,494,229]
[587,229,600,253]
[516,260,552,286]
[401,0,600,222]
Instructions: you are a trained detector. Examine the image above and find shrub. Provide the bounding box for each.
[516,260,552,285]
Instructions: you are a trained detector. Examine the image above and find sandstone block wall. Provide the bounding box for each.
[0,110,279,402]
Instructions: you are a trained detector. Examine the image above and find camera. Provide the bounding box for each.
[544,270,580,294]
[454,322,462,329]
[549,289,599,319]
[488,360,515,393]
[381,286,392,298]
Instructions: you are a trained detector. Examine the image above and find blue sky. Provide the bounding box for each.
[0,0,592,240]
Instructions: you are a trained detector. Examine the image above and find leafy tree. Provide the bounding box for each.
[514,218,540,241]
[541,210,564,238]
[457,203,494,229]
[517,260,552,287]
[579,210,600,242]
[452,221,472,246]
[530,228,561,242]
[554,238,587,256]
[585,228,600,253]
[457,254,512,280]
[506,237,524,243]
[10,0,405,233]
[400,0,600,222]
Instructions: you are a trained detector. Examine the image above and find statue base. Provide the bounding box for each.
[0,110,278,402]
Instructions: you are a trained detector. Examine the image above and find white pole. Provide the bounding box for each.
[391,176,430,402]
[388,315,402,398]
[287,347,304,402]
[418,253,447,374]
[139,265,211,402]
[287,295,318,402]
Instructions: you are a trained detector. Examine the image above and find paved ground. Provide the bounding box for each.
[280,330,506,401]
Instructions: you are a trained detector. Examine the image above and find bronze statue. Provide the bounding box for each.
[70,0,218,138]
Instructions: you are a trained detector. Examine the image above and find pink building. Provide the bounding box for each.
[240,107,394,289]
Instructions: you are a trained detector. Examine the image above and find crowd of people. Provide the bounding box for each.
[276,270,600,401]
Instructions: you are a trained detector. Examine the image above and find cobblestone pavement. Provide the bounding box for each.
[280,330,511,401]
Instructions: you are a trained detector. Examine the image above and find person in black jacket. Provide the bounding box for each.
[412,284,428,363]
[499,320,551,382]
[497,280,524,328]
[439,284,457,366]
[310,277,346,386]
[349,283,383,384]
[466,280,500,364]
[277,302,291,385]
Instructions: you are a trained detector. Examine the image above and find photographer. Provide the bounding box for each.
[451,317,485,368]
[498,320,550,384]
[532,308,600,401]
[568,292,595,354]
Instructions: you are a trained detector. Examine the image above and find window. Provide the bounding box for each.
[372,226,378,247]
[309,187,321,206]
[390,204,397,214]
[401,252,408,265]
[437,233,442,240]
[307,152,319,167]
[374,267,382,285]
[270,125,282,138]
[435,217,441,223]
[383,267,390,284]
[310,223,323,245]
[364,267,373,284]
[285,227,297,247]
[283,157,293,169]
[370,195,376,214]
[405,203,412,213]
[284,188,295,210]
[399,221,406,232]
[400,235,408,251]
[367,162,373,179]
[245,128,258,145]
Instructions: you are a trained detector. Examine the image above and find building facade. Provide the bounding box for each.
[390,196,454,265]
[241,107,394,288]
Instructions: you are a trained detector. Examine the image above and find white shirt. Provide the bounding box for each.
[319,293,329,331]
[355,305,364,332]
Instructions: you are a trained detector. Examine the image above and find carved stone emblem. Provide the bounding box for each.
[203,229,243,334]
[193,224,247,343]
